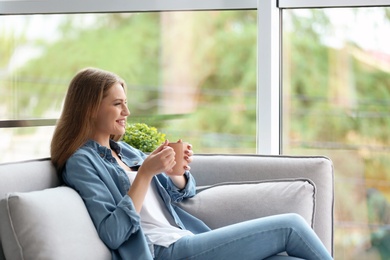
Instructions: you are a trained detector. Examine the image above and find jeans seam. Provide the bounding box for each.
[290,226,324,260]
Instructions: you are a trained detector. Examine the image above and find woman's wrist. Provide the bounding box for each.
[168,174,187,189]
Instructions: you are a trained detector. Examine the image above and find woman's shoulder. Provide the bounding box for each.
[64,141,108,176]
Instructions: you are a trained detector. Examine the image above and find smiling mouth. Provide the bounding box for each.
[117,119,126,127]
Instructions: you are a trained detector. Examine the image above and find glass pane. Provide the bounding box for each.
[0,11,257,163]
[283,7,390,260]
[0,126,55,161]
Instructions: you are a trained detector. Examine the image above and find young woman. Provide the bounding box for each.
[51,67,333,260]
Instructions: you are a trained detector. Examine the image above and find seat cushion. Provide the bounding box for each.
[0,186,111,260]
[179,178,316,229]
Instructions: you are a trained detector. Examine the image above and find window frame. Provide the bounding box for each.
[0,0,256,14]
[278,0,390,8]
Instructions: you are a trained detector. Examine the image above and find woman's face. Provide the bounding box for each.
[93,82,130,142]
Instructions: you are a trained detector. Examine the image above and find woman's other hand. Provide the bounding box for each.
[178,139,193,171]
[167,139,193,189]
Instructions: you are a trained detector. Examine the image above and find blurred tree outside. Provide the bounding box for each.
[0,11,258,153]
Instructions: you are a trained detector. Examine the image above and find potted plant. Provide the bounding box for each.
[122,123,166,153]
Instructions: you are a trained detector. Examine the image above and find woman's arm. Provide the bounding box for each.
[63,153,141,250]
[121,139,195,204]
[168,175,187,189]
[158,171,197,203]
[128,140,176,212]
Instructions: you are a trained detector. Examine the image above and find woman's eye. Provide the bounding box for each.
[114,101,126,106]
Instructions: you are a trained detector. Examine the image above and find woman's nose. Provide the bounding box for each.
[123,105,130,116]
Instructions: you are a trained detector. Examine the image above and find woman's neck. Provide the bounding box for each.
[91,134,111,148]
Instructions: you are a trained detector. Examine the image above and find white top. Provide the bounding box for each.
[126,171,193,255]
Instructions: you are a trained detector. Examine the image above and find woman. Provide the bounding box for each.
[51,67,333,260]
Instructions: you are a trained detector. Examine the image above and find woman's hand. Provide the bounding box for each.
[167,139,193,189]
[138,140,176,178]
[128,140,175,212]
[180,139,193,171]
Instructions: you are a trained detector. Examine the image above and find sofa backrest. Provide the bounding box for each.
[0,158,60,201]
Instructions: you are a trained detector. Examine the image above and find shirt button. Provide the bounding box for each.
[133,161,138,165]
[100,153,104,157]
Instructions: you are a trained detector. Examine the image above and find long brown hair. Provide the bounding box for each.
[51,67,126,172]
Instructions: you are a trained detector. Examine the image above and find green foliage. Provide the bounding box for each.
[3,13,160,118]
[4,9,390,153]
[122,123,166,153]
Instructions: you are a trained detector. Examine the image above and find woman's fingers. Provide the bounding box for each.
[150,139,169,155]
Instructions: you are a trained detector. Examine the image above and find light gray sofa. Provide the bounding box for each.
[0,154,334,259]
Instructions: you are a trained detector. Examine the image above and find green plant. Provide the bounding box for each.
[122,123,166,153]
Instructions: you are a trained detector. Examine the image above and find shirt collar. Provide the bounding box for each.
[84,139,122,159]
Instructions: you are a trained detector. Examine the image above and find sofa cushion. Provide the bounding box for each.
[0,186,111,260]
[179,179,316,229]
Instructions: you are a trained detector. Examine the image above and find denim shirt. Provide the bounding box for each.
[62,140,210,260]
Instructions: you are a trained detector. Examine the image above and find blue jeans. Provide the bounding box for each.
[153,213,333,260]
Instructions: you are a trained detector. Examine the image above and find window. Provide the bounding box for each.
[0,10,257,162]
[283,7,390,259]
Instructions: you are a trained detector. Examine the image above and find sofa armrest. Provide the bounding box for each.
[188,154,334,255]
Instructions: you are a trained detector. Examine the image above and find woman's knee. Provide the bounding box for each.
[279,213,309,229]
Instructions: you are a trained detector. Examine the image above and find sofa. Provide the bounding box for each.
[0,154,334,259]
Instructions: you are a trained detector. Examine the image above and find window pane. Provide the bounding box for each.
[283,7,390,259]
[0,11,257,163]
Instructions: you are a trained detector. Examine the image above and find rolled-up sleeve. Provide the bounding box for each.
[63,153,141,250]
[162,171,197,203]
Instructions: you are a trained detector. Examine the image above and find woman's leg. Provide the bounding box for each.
[154,213,332,260]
